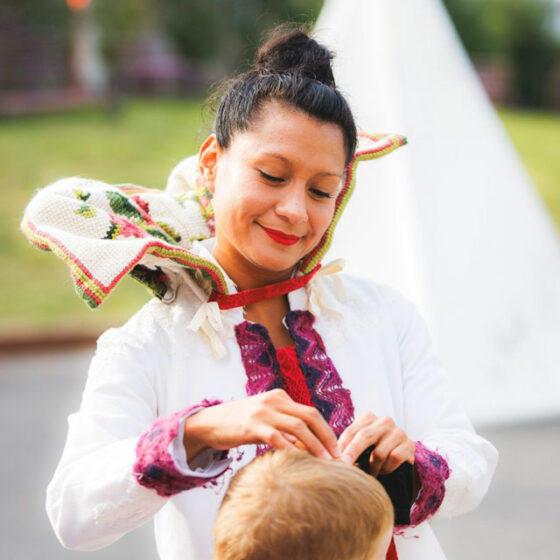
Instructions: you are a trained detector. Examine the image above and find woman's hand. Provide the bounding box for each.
[183,389,340,463]
[338,412,415,477]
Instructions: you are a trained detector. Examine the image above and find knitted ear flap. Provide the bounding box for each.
[21,177,230,308]
[299,132,407,273]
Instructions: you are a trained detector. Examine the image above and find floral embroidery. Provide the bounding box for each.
[105,213,149,240]
[156,221,182,243]
[194,183,215,235]
[129,265,169,301]
[410,441,450,525]
[73,188,91,202]
[130,194,151,217]
[106,190,147,222]
[74,205,96,219]
[133,399,226,497]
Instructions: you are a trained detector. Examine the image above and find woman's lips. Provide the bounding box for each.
[260,225,301,246]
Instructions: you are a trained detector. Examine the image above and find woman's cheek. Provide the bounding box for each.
[317,204,336,232]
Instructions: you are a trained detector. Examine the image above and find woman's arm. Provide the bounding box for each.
[387,286,499,523]
[46,324,229,551]
[336,285,497,526]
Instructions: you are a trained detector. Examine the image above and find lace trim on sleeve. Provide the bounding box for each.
[133,399,227,497]
[410,441,450,525]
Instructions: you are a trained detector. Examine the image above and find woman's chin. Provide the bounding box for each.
[248,252,302,277]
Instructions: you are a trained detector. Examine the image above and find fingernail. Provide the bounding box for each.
[322,451,332,460]
[334,444,342,458]
[341,454,353,464]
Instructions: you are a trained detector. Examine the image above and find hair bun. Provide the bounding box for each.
[256,29,336,87]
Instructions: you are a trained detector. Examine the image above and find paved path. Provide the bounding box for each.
[0,350,157,560]
[432,420,559,559]
[1,349,558,559]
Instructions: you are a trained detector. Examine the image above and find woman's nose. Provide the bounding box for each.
[275,185,308,223]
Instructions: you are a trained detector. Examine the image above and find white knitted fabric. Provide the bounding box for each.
[21,177,217,307]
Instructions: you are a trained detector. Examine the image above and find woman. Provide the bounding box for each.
[29,28,497,560]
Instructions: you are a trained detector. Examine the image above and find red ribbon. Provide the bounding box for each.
[209,265,321,310]
[386,537,398,560]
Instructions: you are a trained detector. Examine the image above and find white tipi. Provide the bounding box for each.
[315,0,560,426]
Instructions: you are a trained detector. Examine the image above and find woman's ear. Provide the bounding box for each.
[198,135,221,193]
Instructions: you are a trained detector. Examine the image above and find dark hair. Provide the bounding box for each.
[212,26,357,166]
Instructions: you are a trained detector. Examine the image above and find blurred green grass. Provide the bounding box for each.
[0,98,210,336]
[0,100,559,337]
[498,108,560,225]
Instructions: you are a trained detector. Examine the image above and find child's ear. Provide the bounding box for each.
[198,135,221,194]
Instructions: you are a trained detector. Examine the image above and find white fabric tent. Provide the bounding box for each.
[315,0,560,426]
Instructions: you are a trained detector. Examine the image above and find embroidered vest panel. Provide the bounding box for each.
[235,310,355,436]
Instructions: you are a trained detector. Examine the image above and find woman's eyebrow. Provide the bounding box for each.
[260,152,342,178]
[260,152,290,164]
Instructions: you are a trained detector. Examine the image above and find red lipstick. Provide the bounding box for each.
[260,225,301,246]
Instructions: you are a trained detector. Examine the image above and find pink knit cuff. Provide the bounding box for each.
[410,441,450,526]
[133,399,225,497]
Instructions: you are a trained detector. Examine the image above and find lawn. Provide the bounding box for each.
[0,98,210,337]
[1,100,559,337]
[498,108,560,225]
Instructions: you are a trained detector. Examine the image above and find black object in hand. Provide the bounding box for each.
[356,444,413,526]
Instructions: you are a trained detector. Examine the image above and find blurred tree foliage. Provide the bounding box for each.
[156,0,324,72]
[0,0,69,90]
[443,0,560,107]
[74,0,322,71]
[0,0,67,32]
[90,0,154,61]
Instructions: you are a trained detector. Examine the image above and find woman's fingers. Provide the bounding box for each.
[293,403,340,458]
[249,390,339,459]
[340,420,387,465]
[269,391,339,458]
[337,412,377,452]
[266,429,299,451]
[378,442,415,475]
[368,427,413,476]
[339,415,414,476]
[184,389,340,460]
[281,432,299,444]
[268,413,331,459]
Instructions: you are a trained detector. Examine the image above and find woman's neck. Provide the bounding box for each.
[212,247,295,292]
[244,296,295,348]
[212,245,296,348]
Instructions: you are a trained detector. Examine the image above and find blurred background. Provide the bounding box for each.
[1,0,559,558]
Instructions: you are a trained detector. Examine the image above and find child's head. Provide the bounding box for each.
[213,449,394,560]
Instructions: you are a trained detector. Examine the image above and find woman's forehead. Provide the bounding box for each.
[227,102,346,171]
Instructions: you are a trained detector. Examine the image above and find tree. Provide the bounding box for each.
[443,0,560,107]
[157,0,323,73]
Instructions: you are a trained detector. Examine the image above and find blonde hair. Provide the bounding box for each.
[213,450,393,560]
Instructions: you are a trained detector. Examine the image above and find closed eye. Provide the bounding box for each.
[259,170,284,183]
[310,188,334,199]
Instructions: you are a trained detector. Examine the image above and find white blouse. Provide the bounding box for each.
[46,246,498,560]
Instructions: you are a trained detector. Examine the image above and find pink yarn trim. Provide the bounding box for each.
[285,311,355,437]
[133,399,225,497]
[410,441,450,525]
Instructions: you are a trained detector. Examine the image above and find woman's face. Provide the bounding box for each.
[200,100,346,285]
